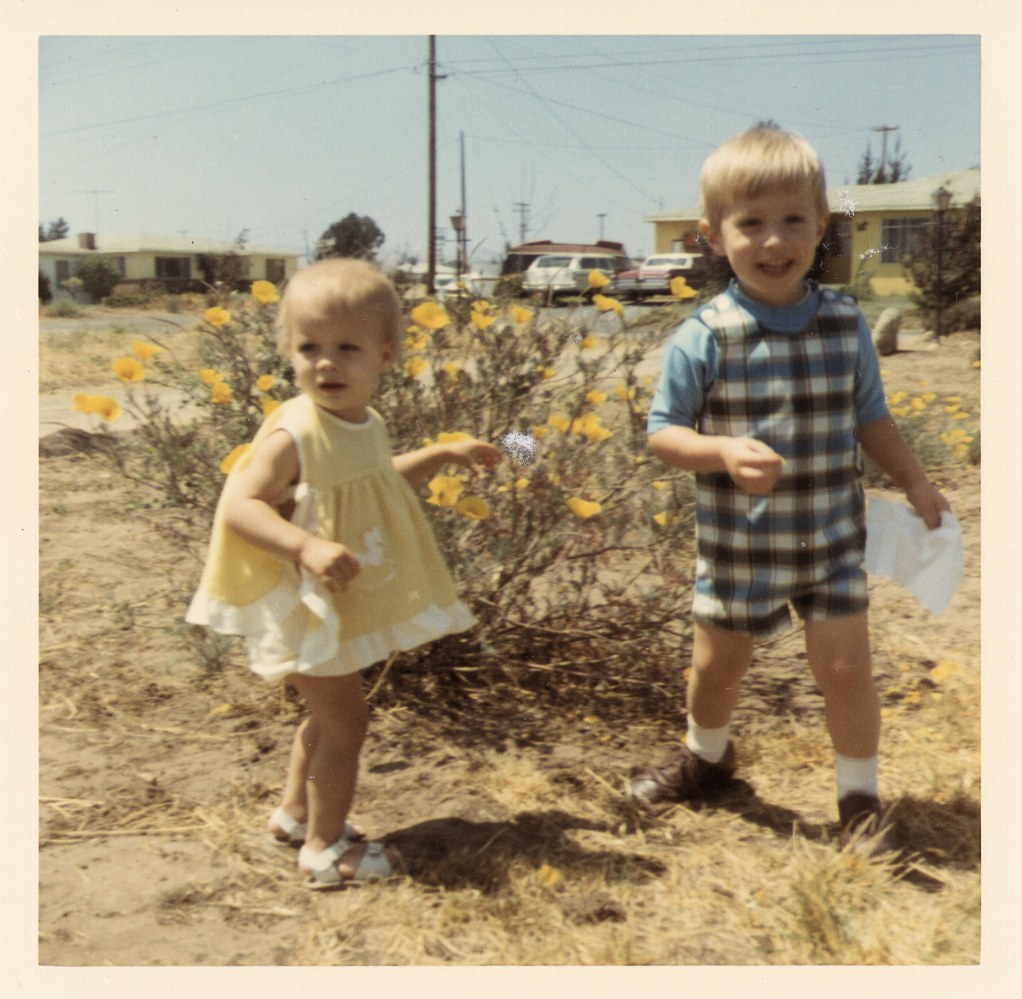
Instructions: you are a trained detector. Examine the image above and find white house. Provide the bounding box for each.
[39,232,300,301]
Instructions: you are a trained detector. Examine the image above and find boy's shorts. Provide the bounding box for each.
[691,559,869,638]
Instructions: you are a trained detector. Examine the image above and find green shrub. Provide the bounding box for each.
[73,283,699,704]
[46,298,84,318]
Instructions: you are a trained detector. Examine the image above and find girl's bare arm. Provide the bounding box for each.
[393,438,502,487]
[224,430,360,591]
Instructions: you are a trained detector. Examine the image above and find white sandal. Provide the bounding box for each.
[298,838,403,890]
[267,806,363,846]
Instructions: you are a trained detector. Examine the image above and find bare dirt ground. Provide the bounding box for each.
[35,319,982,967]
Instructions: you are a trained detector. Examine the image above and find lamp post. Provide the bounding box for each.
[931,185,952,342]
[450,211,466,295]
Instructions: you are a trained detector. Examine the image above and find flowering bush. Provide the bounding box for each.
[75,280,703,703]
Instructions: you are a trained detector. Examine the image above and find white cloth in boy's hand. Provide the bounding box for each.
[863,497,964,615]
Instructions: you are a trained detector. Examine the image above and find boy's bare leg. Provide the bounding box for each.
[804,611,880,759]
[688,620,755,728]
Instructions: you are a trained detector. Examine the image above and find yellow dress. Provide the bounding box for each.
[186,394,475,681]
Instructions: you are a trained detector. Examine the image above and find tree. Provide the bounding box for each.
[903,196,981,319]
[317,213,385,260]
[75,256,122,302]
[40,217,70,242]
[856,135,911,184]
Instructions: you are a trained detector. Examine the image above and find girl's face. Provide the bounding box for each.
[701,188,829,308]
[288,310,393,422]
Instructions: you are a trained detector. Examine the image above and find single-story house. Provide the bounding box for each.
[645,166,980,297]
[39,231,300,301]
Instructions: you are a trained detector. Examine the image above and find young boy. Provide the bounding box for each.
[631,127,950,846]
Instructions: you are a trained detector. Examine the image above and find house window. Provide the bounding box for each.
[111,256,126,277]
[265,258,286,282]
[155,257,192,280]
[827,221,852,258]
[55,260,71,283]
[880,217,930,263]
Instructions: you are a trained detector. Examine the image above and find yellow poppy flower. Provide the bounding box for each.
[614,383,635,401]
[547,413,570,433]
[537,863,562,887]
[442,362,462,380]
[111,357,145,382]
[587,270,611,290]
[580,335,599,350]
[93,396,121,421]
[437,431,472,444]
[260,398,281,416]
[652,511,672,527]
[211,381,233,405]
[530,425,549,440]
[511,305,535,324]
[404,357,428,379]
[540,367,556,380]
[571,412,612,441]
[652,480,669,491]
[456,495,492,521]
[132,340,161,361]
[410,301,450,330]
[426,475,465,508]
[198,368,224,385]
[256,374,276,392]
[204,306,231,327]
[220,443,251,473]
[586,390,607,405]
[471,300,492,313]
[73,393,97,413]
[471,311,496,331]
[405,330,429,352]
[568,497,602,520]
[591,294,624,315]
[250,280,280,304]
[670,276,697,300]
[514,477,529,491]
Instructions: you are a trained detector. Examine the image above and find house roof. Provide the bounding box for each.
[38,232,297,257]
[646,166,981,223]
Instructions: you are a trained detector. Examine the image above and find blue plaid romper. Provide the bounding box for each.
[691,288,869,636]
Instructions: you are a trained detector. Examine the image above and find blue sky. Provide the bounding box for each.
[39,34,980,269]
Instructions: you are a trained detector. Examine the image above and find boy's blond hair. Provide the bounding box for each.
[277,257,402,360]
[699,127,829,230]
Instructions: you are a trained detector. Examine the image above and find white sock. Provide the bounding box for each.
[834,752,879,800]
[686,717,731,764]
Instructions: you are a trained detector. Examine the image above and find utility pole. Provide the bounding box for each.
[513,202,530,244]
[871,125,899,180]
[427,36,439,294]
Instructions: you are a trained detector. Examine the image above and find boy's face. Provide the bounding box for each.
[288,308,393,422]
[700,187,829,308]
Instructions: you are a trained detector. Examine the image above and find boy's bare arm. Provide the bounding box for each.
[857,417,951,528]
[649,426,784,496]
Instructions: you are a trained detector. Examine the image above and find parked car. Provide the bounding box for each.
[523,252,631,301]
[612,252,702,300]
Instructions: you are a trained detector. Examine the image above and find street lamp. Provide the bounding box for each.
[450,211,466,293]
[931,185,952,342]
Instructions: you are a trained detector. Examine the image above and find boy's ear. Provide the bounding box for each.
[815,212,831,244]
[698,218,725,257]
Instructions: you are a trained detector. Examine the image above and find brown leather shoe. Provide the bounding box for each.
[629,742,736,804]
[838,792,896,853]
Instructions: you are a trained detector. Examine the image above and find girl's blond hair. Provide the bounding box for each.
[276,257,402,360]
[699,127,829,230]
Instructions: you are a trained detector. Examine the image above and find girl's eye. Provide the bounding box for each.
[297,343,316,354]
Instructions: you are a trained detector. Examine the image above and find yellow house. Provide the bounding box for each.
[39,231,299,301]
[646,167,980,298]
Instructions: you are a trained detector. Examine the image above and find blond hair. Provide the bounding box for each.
[276,258,402,360]
[699,127,829,230]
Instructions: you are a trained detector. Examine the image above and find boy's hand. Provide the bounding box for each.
[298,536,361,593]
[905,479,952,529]
[722,437,786,495]
[444,439,503,477]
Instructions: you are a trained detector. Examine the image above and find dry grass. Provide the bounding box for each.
[37,319,981,966]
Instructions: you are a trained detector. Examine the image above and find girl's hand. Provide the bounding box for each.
[443,439,503,477]
[298,536,362,593]
[722,437,786,496]
[905,479,952,530]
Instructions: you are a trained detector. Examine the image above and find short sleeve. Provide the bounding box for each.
[853,312,890,425]
[646,317,718,435]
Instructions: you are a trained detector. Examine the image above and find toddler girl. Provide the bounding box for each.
[187,258,501,887]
